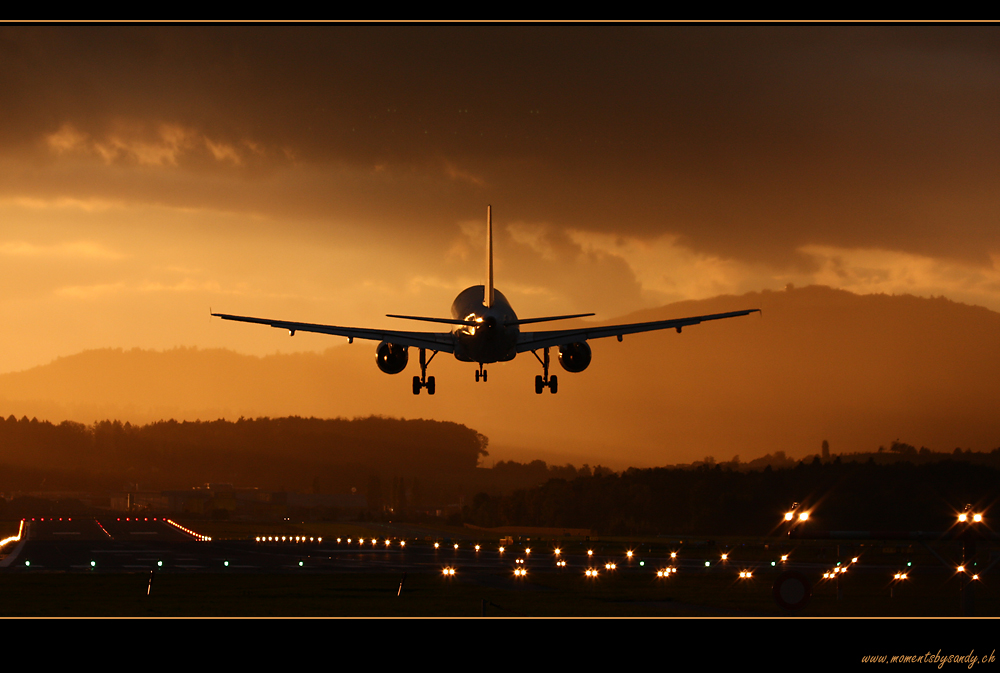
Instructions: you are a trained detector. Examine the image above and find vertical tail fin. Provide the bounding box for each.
[486,204,494,308]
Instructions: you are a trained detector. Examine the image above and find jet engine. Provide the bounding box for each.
[375,341,408,374]
[557,341,592,373]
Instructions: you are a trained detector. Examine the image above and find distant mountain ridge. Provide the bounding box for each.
[1,285,997,467]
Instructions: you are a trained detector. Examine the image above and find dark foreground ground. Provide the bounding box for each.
[0,517,997,617]
[0,567,995,618]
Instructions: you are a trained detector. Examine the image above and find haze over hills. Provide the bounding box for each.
[0,285,997,469]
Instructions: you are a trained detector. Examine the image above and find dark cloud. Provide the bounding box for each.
[2,25,999,267]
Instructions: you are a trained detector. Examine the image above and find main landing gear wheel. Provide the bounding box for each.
[532,348,558,394]
[412,348,437,395]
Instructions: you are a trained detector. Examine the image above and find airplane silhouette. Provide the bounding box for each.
[213,206,760,395]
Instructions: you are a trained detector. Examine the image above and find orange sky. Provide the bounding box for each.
[1,25,999,463]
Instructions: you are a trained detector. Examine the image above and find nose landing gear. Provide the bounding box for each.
[412,348,437,395]
[475,363,488,382]
[531,347,558,394]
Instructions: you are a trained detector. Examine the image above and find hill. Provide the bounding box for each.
[0,286,997,467]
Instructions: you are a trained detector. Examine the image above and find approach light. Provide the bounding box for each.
[627,550,633,558]
[798,512,809,522]
[721,553,728,561]
[974,513,983,523]
[784,512,794,521]
[475,545,480,552]
[525,548,531,555]
[959,513,968,522]
[434,542,440,549]
[499,546,504,553]
[852,557,858,564]
[588,550,594,557]
[400,541,405,547]
[454,544,459,550]
[385,540,391,547]
[554,548,561,556]
[442,567,455,576]
[781,555,789,562]
[958,565,966,573]
[670,552,677,559]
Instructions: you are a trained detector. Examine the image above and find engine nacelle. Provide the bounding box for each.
[558,341,592,373]
[375,341,408,374]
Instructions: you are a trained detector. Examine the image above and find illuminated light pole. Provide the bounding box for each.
[957,503,985,616]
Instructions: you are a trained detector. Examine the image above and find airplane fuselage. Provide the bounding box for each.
[450,285,519,363]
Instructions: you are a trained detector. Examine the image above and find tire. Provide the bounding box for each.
[550,375,558,394]
[535,375,544,394]
[427,376,436,395]
[412,376,422,395]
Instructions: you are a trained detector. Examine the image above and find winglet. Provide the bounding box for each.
[486,205,494,309]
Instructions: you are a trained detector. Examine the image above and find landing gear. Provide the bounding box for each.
[531,347,558,394]
[475,363,488,382]
[412,348,437,395]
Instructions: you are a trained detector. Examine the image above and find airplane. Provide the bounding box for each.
[212,206,760,395]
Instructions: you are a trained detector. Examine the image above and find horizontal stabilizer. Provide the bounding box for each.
[507,313,595,326]
[386,314,480,326]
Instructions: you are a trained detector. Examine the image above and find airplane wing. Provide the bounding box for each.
[211,313,457,353]
[515,309,760,352]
